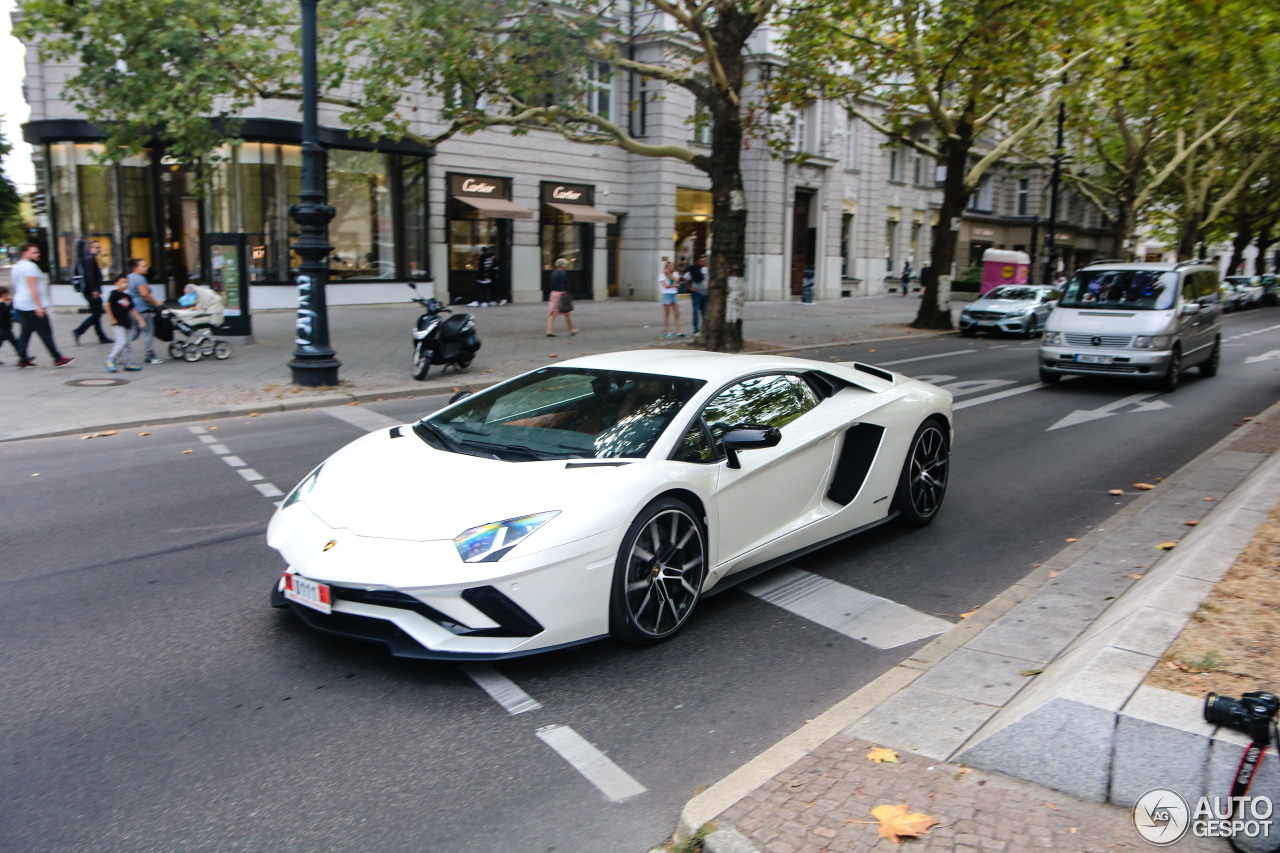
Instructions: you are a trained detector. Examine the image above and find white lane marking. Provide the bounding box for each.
[185,424,286,501]
[1244,349,1280,365]
[936,378,1016,397]
[878,349,977,366]
[208,443,230,454]
[536,725,647,803]
[323,406,403,432]
[462,664,543,715]
[988,344,1009,350]
[236,468,264,482]
[742,568,951,649]
[254,483,284,498]
[952,381,1048,410]
[188,426,207,434]
[1047,391,1172,431]
[221,455,246,467]
[198,434,218,444]
[1228,323,1280,341]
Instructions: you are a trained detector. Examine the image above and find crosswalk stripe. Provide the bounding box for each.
[742,567,951,649]
[536,725,647,803]
[462,664,543,715]
[323,406,402,432]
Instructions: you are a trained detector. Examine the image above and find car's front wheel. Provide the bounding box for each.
[893,419,950,527]
[1158,347,1181,393]
[609,497,707,645]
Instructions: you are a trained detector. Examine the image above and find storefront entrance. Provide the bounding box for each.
[791,189,816,296]
[447,174,531,304]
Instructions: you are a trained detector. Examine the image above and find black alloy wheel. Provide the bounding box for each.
[610,498,707,644]
[893,419,950,527]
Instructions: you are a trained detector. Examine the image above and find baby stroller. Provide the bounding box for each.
[159,285,231,362]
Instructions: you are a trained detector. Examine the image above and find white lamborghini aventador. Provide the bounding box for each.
[268,350,953,660]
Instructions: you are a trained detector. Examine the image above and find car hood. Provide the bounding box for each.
[968,299,1034,313]
[298,426,618,540]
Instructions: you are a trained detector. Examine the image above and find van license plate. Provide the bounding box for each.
[1075,354,1114,365]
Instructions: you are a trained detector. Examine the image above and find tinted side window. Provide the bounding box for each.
[702,374,818,442]
[1196,271,1220,301]
[1181,273,1196,304]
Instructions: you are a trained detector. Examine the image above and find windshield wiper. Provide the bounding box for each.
[413,420,502,459]
[457,439,568,461]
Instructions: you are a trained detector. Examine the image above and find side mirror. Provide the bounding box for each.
[721,423,782,469]
[448,389,475,405]
[1181,302,1202,316]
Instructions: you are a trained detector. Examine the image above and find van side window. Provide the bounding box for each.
[1196,271,1219,302]
[1182,274,1196,304]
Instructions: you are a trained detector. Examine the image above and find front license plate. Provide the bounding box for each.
[283,573,332,614]
[1075,353,1114,364]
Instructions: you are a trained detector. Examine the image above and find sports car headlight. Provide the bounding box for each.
[454,511,560,563]
[1133,335,1173,349]
[1043,331,1063,346]
[282,464,323,509]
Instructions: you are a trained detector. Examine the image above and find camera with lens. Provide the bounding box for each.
[1205,691,1280,743]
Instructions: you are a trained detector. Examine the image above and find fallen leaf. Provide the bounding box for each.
[869,349,876,353]
[955,767,972,776]
[181,449,193,454]
[1109,489,1124,496]
[1070,827,1077,833]
[1204,497,1215,502]
[1021,669,1043,677]
[137,431,150,436]
[1032,563,1041,568]
[1155,542,1178,551]
[1066,538,1078,542]
[1156,477,1163,482]
[1134,483,1155,490]
[787,780,804,790]
[1234,422,1243,427]
[1045,802,1060,811]
[1131,573,1143,580]
[1244,416,1254,421]
[208,426,217,430]
[171,390,180,394]
[867,747,899,764]
[30,473,39,477]
[1048,570,1060,578]
[451,386,460,393]
[349,401,360,406]
[1185,520,1200,527]
[250,413,259,417]
[871,804,939,844]
[960,609,978,619]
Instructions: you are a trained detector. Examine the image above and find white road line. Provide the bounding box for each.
[1227,323,1280,341]
[878,349,977,366]
[254,483,284,498]
[208,443,230,454]
[953,381,1047,410]
[536,725,647,803]
[221,455,246,467]
[462,664,543,715]
[236,468,264,482]
[324,406,403,432]
[198,434,217,444]
[186,426,285,502]
[188,426,207,434]
[743,568,951,649]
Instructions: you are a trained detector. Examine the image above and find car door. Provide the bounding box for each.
[676,373,837,570]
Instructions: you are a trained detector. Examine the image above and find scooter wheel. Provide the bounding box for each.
[456,354,474,369]
[413,344,432,380]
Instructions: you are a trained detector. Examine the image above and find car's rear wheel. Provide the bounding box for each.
[609,497,707,645]
[1200,339,1220,377]
[893,418,950,527]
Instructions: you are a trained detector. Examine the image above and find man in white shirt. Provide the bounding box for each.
[10,243,74,368]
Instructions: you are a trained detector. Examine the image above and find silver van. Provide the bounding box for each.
[1038,261,1222,392]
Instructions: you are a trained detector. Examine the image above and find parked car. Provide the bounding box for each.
[1039,260,1222,392]
[1224,276,1263,310]
[1261,274,1278,307]
[958,285,1060,338]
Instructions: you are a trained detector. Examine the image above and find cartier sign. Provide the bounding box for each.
[541,181,593,206]
[451,174,510,198]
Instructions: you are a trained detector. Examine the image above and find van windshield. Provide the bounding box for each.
[1059,270,1177,311]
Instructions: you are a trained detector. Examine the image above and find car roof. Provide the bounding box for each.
[554,350,844,384]
[1079,262,1212,272]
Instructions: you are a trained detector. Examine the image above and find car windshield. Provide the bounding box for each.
[983,286,1038,301]
[1058,270,1177,310]
[420,367,705,461]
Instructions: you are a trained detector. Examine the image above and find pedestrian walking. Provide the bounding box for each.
[472,246,499,307]
[105,273,143,373]
[126,258,164,363]
[544,257,578,337]
[0,285,17,365]
[72,239,112,345]
[686,255,707,335]
[10,243,74,368]
[901,261,912,295]
[660,260,684,338]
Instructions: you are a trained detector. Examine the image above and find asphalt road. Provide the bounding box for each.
[3,308,1278,853]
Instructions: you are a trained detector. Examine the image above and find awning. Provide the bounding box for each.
[454,196,535,219]
[544,201,618,224]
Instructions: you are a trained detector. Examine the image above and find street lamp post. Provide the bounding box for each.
[288,0,341,386]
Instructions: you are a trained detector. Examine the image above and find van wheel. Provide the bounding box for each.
[1158,348,1181,393]
[1039,368,1061,385]
[1200,339,1220,377]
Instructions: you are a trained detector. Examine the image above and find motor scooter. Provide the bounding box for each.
[409,282,482,380]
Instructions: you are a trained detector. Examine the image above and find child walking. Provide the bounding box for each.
[106,273,143,372]
[0,286,16,365]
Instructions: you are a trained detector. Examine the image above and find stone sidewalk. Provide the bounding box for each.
[0,294,939,442]
[671,408,1280,853]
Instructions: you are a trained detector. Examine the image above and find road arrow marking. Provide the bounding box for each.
[1245,349,1280,365]
[1048,392,1172,431]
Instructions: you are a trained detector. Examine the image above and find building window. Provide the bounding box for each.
[327,149,394,280]
[790,108,808,153]
[692,99,712,145]
[886,220,897,272]
[843,116,857,170]
[841,213,853,277]
[400,156,429,280]
[586,61,612,121]
[913,153,924,186]
[633,75,649,137]
[1017,178,1029,216]
[675,187,711,265]
[888,144,901,182]
[967,175,993,213]
[46,142,120,281]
